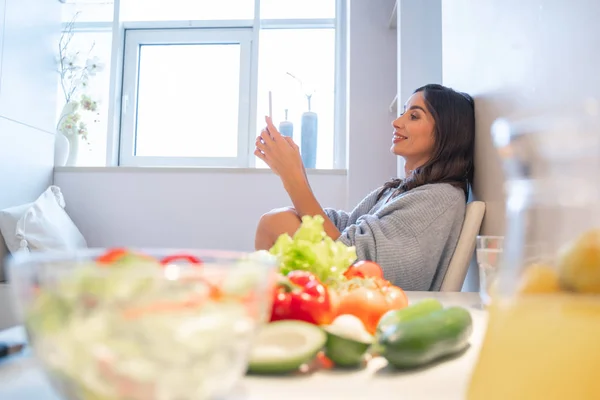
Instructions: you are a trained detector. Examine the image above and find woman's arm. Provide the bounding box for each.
[287,182,385,233]
[283,172,342,240]
[254,115,380,239]
[337,185,465,290]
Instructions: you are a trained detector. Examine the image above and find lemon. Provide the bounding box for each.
[557,229,600,294]
[518,263,561,294]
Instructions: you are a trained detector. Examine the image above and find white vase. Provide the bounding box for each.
[65,134,79,166]
[54,131,70,167]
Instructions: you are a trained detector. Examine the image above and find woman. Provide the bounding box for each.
[254,84,475,291]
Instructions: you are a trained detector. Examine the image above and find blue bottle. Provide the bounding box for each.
[279,109,294,138]
[300,95,318,168]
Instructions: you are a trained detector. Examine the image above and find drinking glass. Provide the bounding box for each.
[476,236,503,305]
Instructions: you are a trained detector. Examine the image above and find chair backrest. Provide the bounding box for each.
[440,201,486,292]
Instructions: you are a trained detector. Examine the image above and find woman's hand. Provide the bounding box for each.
[254,116,306,184]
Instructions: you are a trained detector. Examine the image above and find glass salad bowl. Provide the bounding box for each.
[8,248,278,400]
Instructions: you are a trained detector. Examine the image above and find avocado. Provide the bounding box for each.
[248,321,327,374]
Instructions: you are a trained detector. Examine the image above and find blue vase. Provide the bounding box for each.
[301,111,318,168]
[279,121,293,137]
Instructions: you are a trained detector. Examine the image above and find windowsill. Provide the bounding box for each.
[54,166,348,176]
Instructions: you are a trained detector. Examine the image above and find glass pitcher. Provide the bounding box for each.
[467,108,600,399]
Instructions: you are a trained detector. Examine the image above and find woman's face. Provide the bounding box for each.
[390,92,436,167]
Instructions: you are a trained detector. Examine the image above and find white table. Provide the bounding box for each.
[0,291,485,400]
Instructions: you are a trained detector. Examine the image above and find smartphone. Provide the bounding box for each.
[258,91,273,147]
[268,90,273,119]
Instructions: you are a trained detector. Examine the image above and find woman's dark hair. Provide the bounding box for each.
[378,84,475,201]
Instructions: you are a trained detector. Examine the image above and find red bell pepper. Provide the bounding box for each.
[269,270,334,325]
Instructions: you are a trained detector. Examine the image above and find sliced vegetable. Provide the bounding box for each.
[96,249,156,267]
[344,261,384,280]
[248,321,327,374]
[316,352,335,369]
[160,254,203,265]
[121,293,210,320]
[269,215,357,285]
[97,248,129,264]
[322,314,373,368]
[376,298,444,335]
[334,277,408,334]
[377,306,473,369]
[270,271,334,325]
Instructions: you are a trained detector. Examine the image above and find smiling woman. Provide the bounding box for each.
[254,84,476,291]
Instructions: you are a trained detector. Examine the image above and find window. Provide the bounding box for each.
[61,0,115,23]
[59,1,113,166]
[60,0,346,169]
[121,0,255,21]
[256,28,336,169]
[260,0,336,19]
[120,29,252,166]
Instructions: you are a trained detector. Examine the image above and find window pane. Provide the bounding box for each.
[135,44,241,158]
[256,28,336,169]
[122,0,254,22]
[61,1,115,23]
[56,30,113,167]
[260,0,335,19]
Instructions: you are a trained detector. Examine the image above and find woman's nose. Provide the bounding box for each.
[392,116,403,129]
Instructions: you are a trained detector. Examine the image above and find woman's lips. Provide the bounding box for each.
[393,133,407,143]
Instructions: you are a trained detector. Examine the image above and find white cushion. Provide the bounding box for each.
[0,202,34,253]
[0,186,87,253]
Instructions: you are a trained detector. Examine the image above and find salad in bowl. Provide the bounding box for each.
[8,248,277,400]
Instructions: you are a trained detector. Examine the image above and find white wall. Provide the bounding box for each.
[395,0,442,177]
[54,168,347,252]
[442,0,600,289]
[347,0,398,206]
[0,0,60,279]
[54,0,399,251]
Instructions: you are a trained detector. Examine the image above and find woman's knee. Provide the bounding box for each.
[255,208,301,250]
[258,207,299,232]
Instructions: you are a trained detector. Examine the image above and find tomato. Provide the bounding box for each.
[334,278,408,334]
[344,260,384,280]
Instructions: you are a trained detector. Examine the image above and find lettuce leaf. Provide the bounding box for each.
[269,215,357,285]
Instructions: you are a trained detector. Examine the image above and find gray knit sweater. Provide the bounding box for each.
[324,183,466,291]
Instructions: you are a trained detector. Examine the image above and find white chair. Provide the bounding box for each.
[439,201,486,291]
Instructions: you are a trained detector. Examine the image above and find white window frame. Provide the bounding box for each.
[119,28,253,167]
[64,0,348,169]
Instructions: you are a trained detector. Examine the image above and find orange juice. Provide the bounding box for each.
[467,294,600,400]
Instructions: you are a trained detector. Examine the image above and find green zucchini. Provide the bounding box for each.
[376,298,444,336]
[377,306,473,369]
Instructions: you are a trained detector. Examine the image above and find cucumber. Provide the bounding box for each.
[322,315,373,368]
[248,321,326,374]
[376,298,444,336]
[377,307,473,369]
